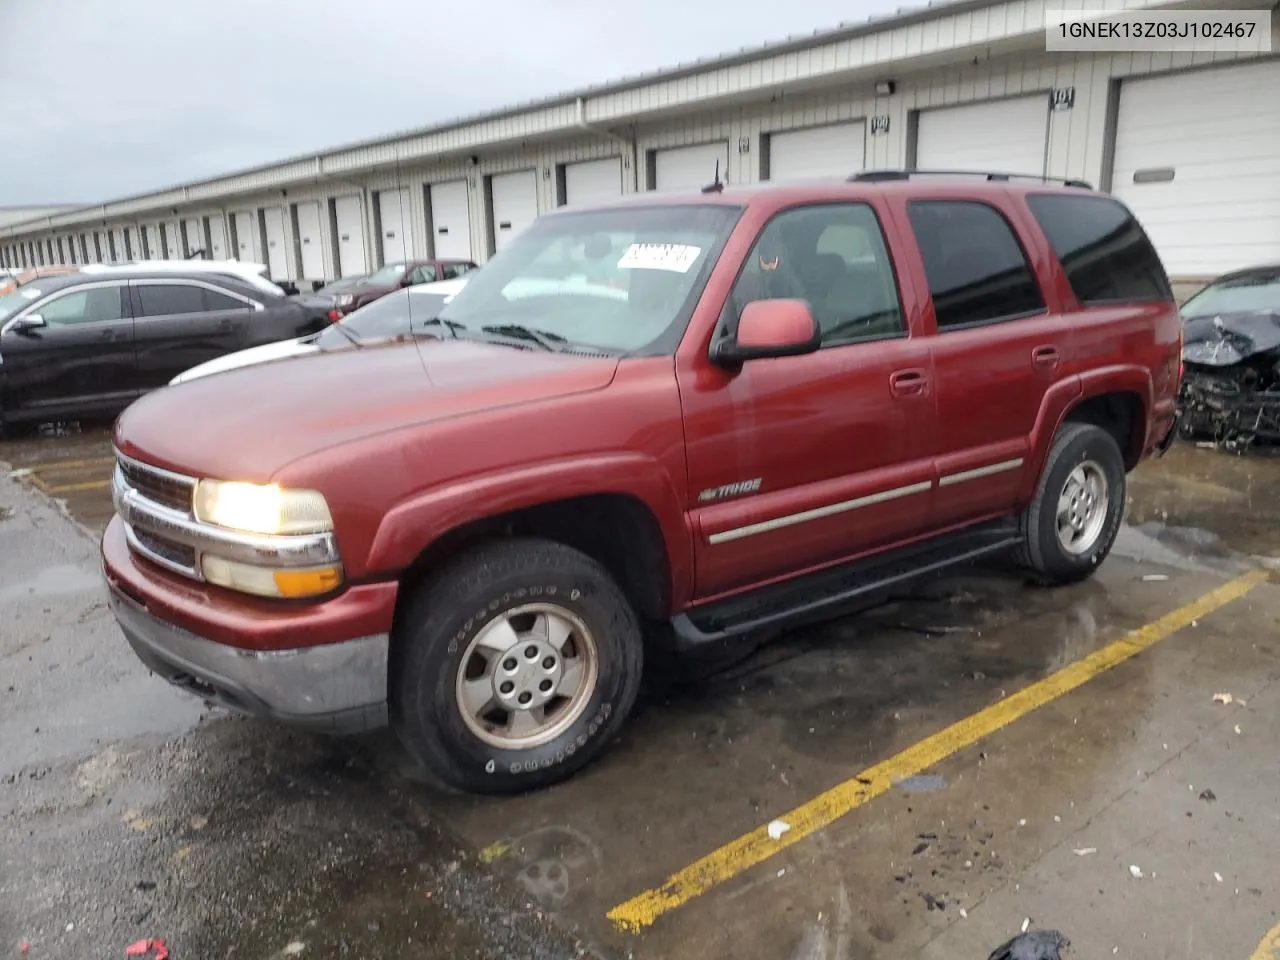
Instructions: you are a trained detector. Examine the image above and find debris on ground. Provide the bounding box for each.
[124,940,169,959]
[1200,788,1217,802]
[767,819,791,840]
[1129,865,1144,879]
[1072,847,1097,856]
[987,929,1071,960]
[1141,574,1169,582]
[921,892,946,911]
[1214,872,1224,883]
[19,941,29,955]
[1213,692,1234,705]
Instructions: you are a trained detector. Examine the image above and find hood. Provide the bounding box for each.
[115,338,620,481]
[1181,310,1280,366]
[169,336,319,384]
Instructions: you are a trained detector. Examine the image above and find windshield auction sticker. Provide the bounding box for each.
[617,243,702,273]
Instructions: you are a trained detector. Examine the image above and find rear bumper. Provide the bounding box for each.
[108,580,389,733]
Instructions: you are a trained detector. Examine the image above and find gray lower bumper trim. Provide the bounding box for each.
[108,585,388,735]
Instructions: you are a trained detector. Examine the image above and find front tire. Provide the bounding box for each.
[1017,422,1126,586]
[390,537,643,794]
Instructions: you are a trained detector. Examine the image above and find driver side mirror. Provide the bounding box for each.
[711,299,821,367]
[11,314,46,335]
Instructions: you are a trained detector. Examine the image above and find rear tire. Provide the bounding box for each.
[1016,422,1126,586]
[390,537,643,795]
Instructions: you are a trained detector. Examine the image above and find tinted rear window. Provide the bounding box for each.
[1025,193,1172,305]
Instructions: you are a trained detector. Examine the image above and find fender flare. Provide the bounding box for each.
[364,451,694,608]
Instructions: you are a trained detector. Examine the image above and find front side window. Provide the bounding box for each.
[434,203,742,354]
[1026,193,1172,305]
[725,202,905,346]
[1178,269,1280,319]
[33,286,126,326]
[406,264,438,285]
[441,263,473,280]
[907,200,1046,330]
[136,284,205,317]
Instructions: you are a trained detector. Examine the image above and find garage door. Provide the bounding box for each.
[1111,60,1280,277]
[768,122,866,179]
[232,211,260,262]
[294,201,327,280]
[262,207,290,280]
[377,188,414,263]
[207,216,228,260]
[490,170,539,252]
[163,223,182,259]
[429,180,472,260]
[184,217,203,256]
[564,158,623,207]
[915,95,1049,177]
[334,195,368,277]
[654,142,729,192]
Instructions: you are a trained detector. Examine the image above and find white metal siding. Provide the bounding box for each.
[183,217,203,256]
[262,207,290,280]
[233,211,261,262]
[207,216,228,259]
[1112,59,1280,277]
[334,195,369,276]
[377,188,414,262]
[429,181,472,260]
[654,141,730,191]
[295,201,326,280]
[915,95,1049,177]
[564,158,623,206]
[490,170,539,252]
[767,121,867,179]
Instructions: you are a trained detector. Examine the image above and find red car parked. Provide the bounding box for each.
[102,169,1182,795]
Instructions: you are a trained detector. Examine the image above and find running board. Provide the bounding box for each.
[670,518,1022,646]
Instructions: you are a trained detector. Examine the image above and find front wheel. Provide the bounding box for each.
[1017,422,1126,586]
[390,537,643,794]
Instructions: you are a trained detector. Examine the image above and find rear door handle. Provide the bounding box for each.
[890,368,929,398]
[1032,345,1061,369]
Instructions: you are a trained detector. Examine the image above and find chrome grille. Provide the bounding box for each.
[117,456,194,515]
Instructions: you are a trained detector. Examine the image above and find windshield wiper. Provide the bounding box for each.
[419,316,467,338]
[480,323,568,351]
[328,322,363,348]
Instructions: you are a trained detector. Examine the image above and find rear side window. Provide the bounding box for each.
[1026,193,1173,304]
[202,288,245,311]
[906,200,1045,330]
[137,284,205,317]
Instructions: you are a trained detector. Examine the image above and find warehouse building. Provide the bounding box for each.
[2,0,1277,298]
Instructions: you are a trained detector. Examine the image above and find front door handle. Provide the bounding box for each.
[1032,345,1061,370]
[890,368,929,398]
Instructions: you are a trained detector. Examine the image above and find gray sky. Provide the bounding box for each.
[0,0,897,206]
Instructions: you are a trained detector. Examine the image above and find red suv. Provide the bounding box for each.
[101,170,1183,794]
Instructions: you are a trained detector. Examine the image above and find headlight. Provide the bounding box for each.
[193,480,333,535]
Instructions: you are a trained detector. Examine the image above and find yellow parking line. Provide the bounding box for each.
[606,569,1270,934]
[44,479,111,495]
[1251,921,1280,960]
[29,455,115,473]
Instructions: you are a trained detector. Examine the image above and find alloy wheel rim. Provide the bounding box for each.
[1056,459,1109,556]
[455,602,599,749]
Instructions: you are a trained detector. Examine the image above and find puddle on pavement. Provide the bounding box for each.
[0,563,101,605]
[1127,442,1280,559]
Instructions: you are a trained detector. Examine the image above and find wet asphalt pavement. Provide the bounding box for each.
[2,423,1279,959]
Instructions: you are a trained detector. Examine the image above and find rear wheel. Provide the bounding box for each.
[1017,422,1126,586]
[390,537,643,794]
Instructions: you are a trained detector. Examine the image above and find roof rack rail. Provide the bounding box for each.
[849,169,1094,190]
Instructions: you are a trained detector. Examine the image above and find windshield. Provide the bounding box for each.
[433,204,742,354]
[362,263,409,285]
[1181,271,1280,318]
[0,284,46,323]
[313,289,451,347]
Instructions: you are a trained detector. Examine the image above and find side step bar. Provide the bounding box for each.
[670,518,1022,646]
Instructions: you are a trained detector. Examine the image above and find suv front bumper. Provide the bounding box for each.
[102,515,394,734]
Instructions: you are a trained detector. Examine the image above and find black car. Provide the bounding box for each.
[0,268,337,427]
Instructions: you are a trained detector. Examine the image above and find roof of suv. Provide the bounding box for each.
[13,268,273,299]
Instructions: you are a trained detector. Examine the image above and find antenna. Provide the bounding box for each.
[701,159,725,194]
